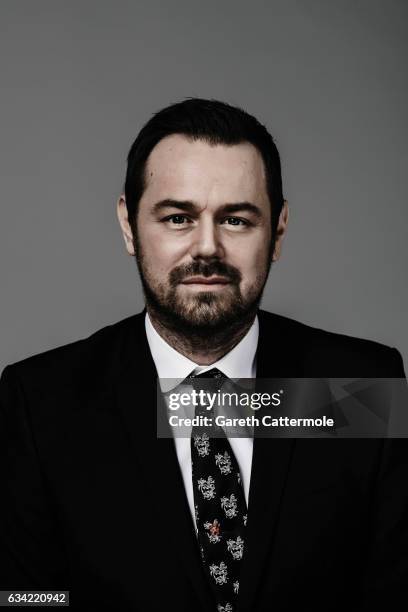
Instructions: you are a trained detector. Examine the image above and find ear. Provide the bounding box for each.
[272,199,289,262]
[116,194,135,256]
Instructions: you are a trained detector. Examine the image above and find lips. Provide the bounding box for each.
[181,276,230,285]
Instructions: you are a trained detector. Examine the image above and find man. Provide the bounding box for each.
[1,98,407,611]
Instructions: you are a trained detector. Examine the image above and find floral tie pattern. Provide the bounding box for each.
[189,368,247,612]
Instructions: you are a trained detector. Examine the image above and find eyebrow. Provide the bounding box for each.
[151,199,263,218]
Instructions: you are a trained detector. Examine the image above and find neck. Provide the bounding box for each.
[147,307,256,365]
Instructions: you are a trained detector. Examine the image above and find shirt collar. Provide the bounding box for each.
[145,311,258,390]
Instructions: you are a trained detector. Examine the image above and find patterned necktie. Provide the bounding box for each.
[189,367,248,612]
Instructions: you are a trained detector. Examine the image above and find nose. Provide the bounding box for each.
[189,217,225,260]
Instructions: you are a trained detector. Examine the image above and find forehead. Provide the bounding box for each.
[141,133,268,205]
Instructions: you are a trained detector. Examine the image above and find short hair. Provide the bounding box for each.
[124,97,284,237]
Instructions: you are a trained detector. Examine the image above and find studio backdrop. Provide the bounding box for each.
[1,0,407,372]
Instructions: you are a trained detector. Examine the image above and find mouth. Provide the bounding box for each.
[181,276,231,286]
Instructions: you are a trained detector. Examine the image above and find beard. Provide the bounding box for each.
[133,233,273,339]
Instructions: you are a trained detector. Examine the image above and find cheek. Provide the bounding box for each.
[231,236,270,272]
[138,228,187,275]
[241,263,266,286]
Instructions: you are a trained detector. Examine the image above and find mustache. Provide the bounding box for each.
[169,261,242,286]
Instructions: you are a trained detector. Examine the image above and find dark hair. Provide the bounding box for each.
[124,97,284,237]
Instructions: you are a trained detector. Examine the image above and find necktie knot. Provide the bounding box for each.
[188,367,226,380]
[187,368,227,415]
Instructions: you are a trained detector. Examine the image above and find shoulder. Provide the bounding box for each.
[1,311,146,391]
[257,309,405,377]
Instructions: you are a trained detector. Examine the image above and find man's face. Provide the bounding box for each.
[118,134,283,332]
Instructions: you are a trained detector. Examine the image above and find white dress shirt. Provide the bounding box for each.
[145,311,258,529]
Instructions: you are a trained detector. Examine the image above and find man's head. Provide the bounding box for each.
[117,98,288,335]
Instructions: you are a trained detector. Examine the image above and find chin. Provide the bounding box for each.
[174,295,245,329]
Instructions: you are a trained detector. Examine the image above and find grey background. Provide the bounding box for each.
[1,0,407,374]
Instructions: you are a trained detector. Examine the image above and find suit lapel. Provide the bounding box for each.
[237,311,299,612]
[113,310,215,611]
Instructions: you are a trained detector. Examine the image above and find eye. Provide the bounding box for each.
[162,214,191,225]
[222,217,249,226]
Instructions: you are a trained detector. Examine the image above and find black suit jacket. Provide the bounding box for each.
[1,308,407,611]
